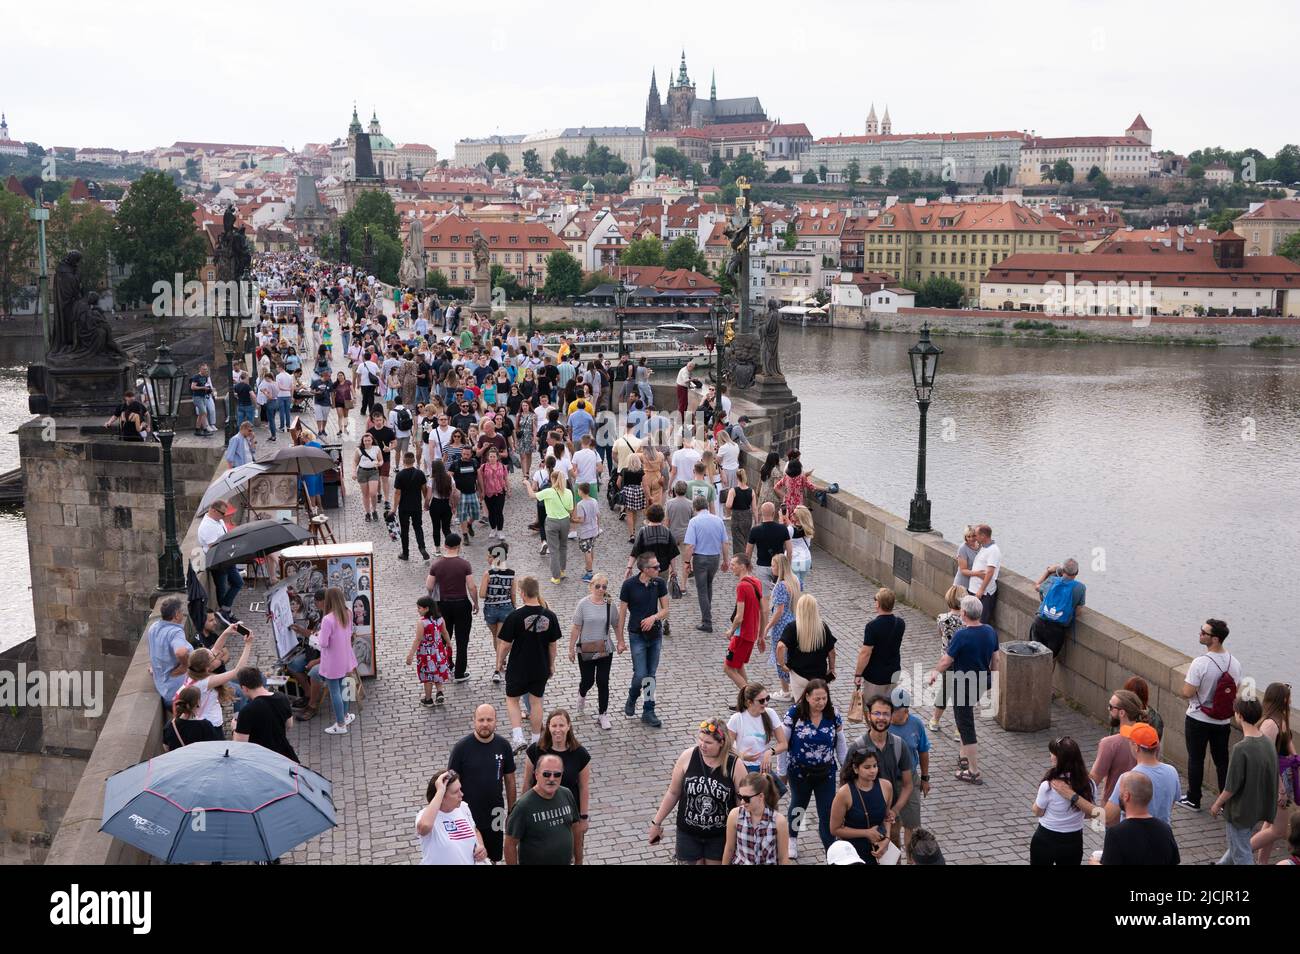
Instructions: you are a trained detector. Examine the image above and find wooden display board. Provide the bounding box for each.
[278,541,378,678]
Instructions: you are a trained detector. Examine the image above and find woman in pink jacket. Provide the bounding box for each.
[318,586,360,735]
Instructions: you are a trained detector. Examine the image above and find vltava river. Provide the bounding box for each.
[779,326,1300,688]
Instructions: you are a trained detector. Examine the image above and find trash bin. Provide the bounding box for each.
[996,640,1053,732]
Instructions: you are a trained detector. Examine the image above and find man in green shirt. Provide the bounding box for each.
[1209,698,1278,865]
[685,460,716,510]
[504,752,578,865]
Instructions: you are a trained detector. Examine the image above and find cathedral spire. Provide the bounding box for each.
[677,49,690,87]
[710,69,716,101]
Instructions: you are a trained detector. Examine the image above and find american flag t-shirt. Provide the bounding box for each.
[442,816,476,841]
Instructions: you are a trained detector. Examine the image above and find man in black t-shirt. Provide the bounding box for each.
[450,400,478,434]
[1100,772,1180,865]
[233,373,256,430]
[496,577,562,753]
[745,502,793,591]
[447,703,518,863]
[393,451,430,560]
[451,446,482,540]
[618,552,670,728]
[233,667,299,763]
[366,410,397,500]
[107,389,148,441]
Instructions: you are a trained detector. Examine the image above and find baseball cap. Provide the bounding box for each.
[1122,723,1159,749]
[825,840,865,865]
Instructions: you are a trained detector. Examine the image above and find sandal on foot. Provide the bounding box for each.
[297,707,318,721]
[956,768,983,785]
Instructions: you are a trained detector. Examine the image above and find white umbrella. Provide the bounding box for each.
[197,462,270,512]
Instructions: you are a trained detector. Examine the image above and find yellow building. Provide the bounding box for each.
[861,200,1059,302]
[1233,199,1300,256]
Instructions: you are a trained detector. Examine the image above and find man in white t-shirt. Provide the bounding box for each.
[416,770,487,865]
[1175,618,1242,812]
[675,359,696,418]
[968,524,1002,628]
[671,439,702,488]
[273,366,295,433]
[198,500,244,619]
[570,434,604,489]
[389,404,414,461]
[427,413,457,464]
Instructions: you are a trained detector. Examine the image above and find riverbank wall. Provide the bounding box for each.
[827,305,1300,346]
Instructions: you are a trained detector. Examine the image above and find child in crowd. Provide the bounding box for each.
[574,481,601,582]
[406,596,451,707]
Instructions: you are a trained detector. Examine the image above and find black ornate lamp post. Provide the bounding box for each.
[707,295,731,385]
[906,324,943,534]
[144,340,187,592]
[613,281,632,357]
[216,312,242,441]
[525,264,536,339]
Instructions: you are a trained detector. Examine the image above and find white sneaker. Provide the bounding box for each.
[325,723,348,735]
[344,712,356,727]
[567,530,578,540]
[788,838,798,860]
[598,714,611,730]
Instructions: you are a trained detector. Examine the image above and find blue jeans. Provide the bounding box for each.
[275,396,292,431]
[342,329,351,353]
[1218,823,1255,865]
[626,631,662,714]
[236,404,256,427]
[787,769,837,849]
[212,564,244,612]
[325,676,349,725]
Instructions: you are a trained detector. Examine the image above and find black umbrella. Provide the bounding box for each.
[262,444,334,476]
[206,519,312,570]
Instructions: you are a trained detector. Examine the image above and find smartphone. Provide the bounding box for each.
[236,623,251,637]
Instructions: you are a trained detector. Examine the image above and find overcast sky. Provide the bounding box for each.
[7,0,1297,158]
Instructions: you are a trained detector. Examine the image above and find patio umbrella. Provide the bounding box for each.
[262,443,334,476]
[197,462,270,513]
[100,741,335,863]
[205,518,311,570]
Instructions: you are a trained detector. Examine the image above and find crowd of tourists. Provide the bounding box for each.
[143,254,1297,867]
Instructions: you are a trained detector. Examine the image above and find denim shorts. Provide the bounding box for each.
[483,602,514,626]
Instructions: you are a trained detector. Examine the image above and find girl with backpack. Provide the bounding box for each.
[1030,736,1099,865]
[406,596,451,707]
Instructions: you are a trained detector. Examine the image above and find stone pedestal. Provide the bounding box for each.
[995,642,1054,732]
[471,276,492,319]
[27,362,133,416]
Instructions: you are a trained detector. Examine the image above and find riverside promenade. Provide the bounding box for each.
[229,359,1234,864]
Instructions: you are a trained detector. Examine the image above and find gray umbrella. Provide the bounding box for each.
[100,741,335,863]
[197,462,271,512]
[263,443,335,476]
[205,518,311,570]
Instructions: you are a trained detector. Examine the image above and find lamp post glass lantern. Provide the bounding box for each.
[906,324,942,533]
[145,340,187,592]
[216,312,242,440]
[613,282,632,357]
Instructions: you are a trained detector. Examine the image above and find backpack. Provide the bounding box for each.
[394,406,413,432]
[1197,654,1238,721]
[1037,575,1080,626]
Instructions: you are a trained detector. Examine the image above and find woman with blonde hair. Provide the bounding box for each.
[716,429,740,491]
[764,553,801,702]
[318,586,359,735]
[776,593,837,702]
[701,449,723,516]
[176,632,254,731]
[640,439,668,509]
[930,585,966,731]
[618,447,646,543]
[788,505,815,589]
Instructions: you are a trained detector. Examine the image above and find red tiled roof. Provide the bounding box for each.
[5,175,29,198]
[1025,136,1147,148]
[1127,114,1150,131]
[1236,200,1300,221]
[863,201,1057,233]
[818,130,1028,145]
[984,248,1300,288]
[423,216,568,251]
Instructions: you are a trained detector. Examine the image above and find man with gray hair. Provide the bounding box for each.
[146,597,192,711]
[926,595,998,785]
[1029,558,1087,659]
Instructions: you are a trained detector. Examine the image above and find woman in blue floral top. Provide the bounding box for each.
[779,678,847,858]
[764,554,801,702]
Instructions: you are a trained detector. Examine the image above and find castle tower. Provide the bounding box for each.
[866,103,877,136]
[369,109,382,136]
[666,50,696,129]
[0,113,9,141]
[1126,113,1151,146]
[645,69,665,132]
[710,70,716,102]
[881,105,892,135]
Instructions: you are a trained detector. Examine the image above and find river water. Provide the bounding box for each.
[3,329,1298,688]
[779,326,1300,689]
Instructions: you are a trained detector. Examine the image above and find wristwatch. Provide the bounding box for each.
[579,813,589,821]
[1069,793,1080,808]
[921,775,930,782]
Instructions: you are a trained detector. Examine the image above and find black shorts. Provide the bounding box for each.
[472,809,504,862]
[505,671,549,700]
[675,829,725,863]
[1030,618,1069,657]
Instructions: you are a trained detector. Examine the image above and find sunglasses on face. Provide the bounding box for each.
[592,583,607,590]
[755,697,770,705]
[539,770,563,780]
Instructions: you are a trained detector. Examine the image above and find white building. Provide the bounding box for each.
[1018,115,1154,185]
